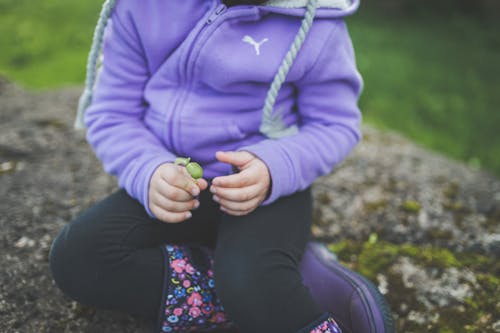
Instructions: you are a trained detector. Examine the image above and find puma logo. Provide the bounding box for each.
[242,35,269,56]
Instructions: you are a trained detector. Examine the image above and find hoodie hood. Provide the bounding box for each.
[262,0,359,18]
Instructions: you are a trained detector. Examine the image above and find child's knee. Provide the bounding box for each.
[49,224,80,298]
[213,252,260,315]
[49,222,102,303]
[214,247,294,308]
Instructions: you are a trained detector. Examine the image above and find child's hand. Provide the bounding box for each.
[211,151,270,216]
[149,163,208,223]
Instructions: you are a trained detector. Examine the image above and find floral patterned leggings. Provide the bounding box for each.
[49,187,323,332]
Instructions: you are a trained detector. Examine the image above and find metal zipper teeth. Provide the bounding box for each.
[167,2,221,155]
[184,3,258,96]
[184,3,227,83]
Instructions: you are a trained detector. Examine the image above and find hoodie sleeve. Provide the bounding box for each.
[239,20,363,204]
[84,4,176,217]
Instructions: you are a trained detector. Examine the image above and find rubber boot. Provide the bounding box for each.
[300,242,395,333]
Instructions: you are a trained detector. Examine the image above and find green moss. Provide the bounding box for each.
[364,199,388,212]
[443,182,460,199]
[463,274,500,332]
[426,227,454,241]
[401,243,462,269]
[327,240,363,263]
[332,239,463,277]
[317,192,332,205]
[329,239,485,274]
[457,253,500,276]
[401,200,422,213]
[357,242,400,279]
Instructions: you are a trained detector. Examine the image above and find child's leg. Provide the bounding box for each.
[49,189,221,320]
[214,188,325,333]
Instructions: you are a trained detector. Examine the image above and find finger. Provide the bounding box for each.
[172,165,207,193]
[152,192,199,213]
[220,206,253,216]
[195,178,208,191]
[210,184,260,202]
[215,151,254,169]
[155,181,193,202]
[213,195,260,212]
[151,204,192,224]
[163,171,200,196]
[212,169,255,188]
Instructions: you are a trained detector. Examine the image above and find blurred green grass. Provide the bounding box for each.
[0,0,103,87]
[1,1,499,176]
[347,8,500,176]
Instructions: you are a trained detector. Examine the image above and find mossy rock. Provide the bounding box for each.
[327,238,500,332]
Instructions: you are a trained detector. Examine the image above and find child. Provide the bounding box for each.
[50,0,394,332]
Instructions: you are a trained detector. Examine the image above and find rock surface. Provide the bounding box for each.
[1,78,499,332]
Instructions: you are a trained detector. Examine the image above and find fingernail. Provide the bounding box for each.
[192,187,200,196]
[186,212,192,219]
[194,201,200,209]
[213,195,220,202]
[210,186,216,194]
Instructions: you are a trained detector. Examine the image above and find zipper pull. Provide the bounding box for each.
[207,4,227,25]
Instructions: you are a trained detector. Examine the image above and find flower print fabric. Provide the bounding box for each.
[160,245,233,332]
[310,317,342,333]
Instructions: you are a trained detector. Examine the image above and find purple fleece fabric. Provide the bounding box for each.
[85,0,363,217]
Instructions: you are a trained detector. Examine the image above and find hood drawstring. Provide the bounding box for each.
[260,0,318,138]
[75,0,116,129]
[75,0,319,139]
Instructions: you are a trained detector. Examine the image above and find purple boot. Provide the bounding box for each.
[299,242,395,333]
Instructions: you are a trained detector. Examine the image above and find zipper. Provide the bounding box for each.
[181,3,227,81]
[185,3,230,80]
[206,3,227,25]
[168,2,228,155]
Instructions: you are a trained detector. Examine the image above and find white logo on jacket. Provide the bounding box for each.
[242,35,269,56]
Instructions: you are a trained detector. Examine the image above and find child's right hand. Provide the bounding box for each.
[148,163,208,223]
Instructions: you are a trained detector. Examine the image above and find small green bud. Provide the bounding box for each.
[174,157,191,166]
[174,157,204,179]
[186,162,203,179]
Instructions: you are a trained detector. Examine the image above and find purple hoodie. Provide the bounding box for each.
[84,0,363,217]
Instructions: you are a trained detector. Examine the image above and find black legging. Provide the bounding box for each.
[49,187,323,333]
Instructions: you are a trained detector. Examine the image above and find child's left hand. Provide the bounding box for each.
[211,151,270,216]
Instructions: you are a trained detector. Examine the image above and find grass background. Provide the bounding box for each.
[1,0,499,176]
